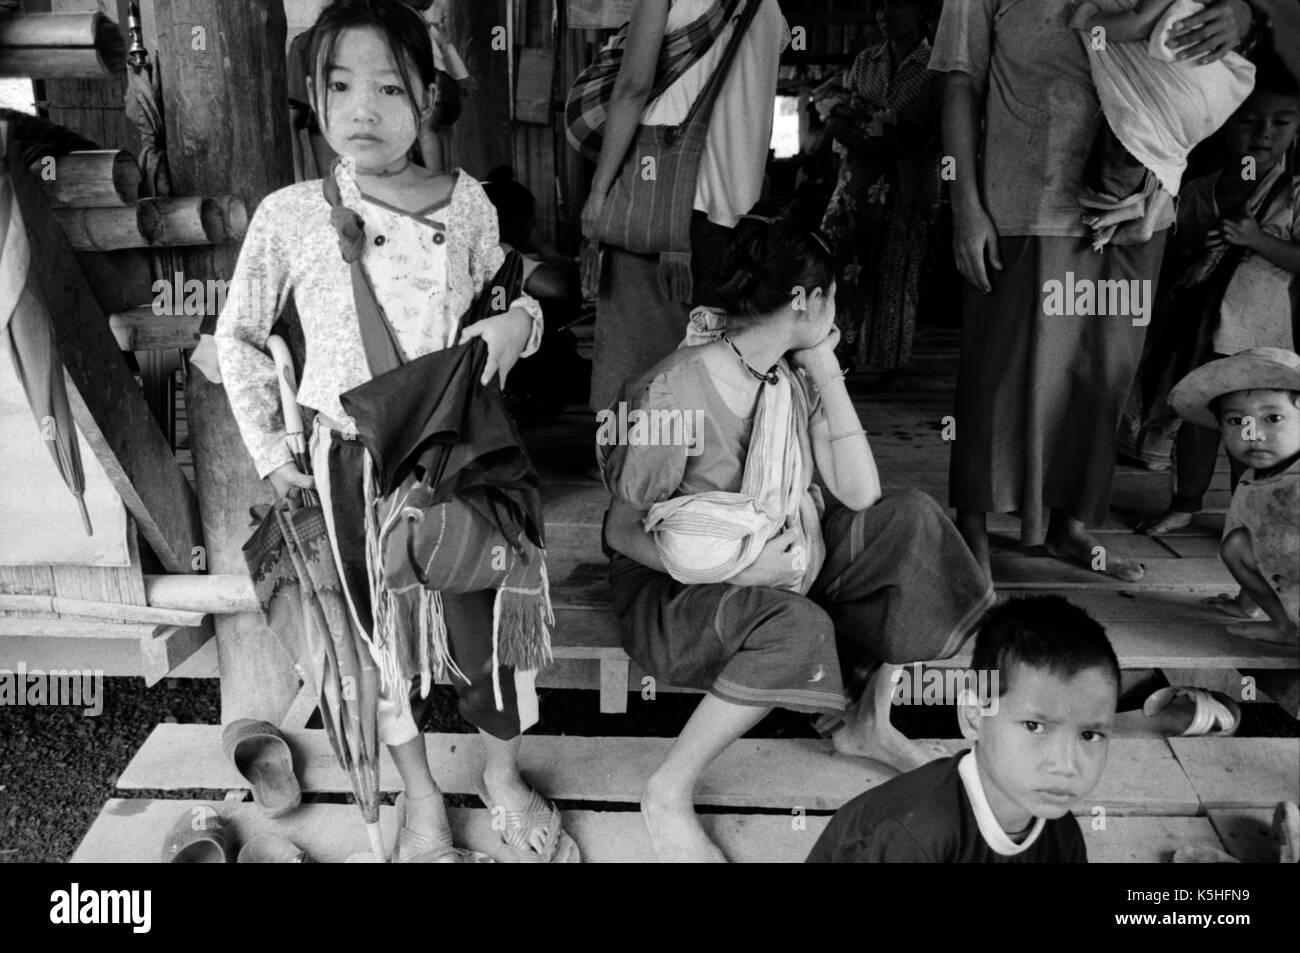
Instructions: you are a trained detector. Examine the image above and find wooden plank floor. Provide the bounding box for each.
[73,799,1227,864]
[116,726,1205,816]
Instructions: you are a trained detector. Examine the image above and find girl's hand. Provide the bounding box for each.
[728,527,805,589]
[1204,226,1226,249]
[1222,215,1264,249]
[580,189,608,238]
[1169,0,1251,64]
[460,307,533,387]
[268,462,315,498]
[953,202,1002,293]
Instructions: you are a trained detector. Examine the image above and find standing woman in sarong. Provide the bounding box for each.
[579,0,789,413]
[600,215,994,862]
[819,0,942,389]
[931,0,1255,580]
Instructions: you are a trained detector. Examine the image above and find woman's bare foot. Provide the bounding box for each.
[1046,517,1144,581]
[641,775,727,863]
[1226,620,1300,644]
[831,722,948,772]
[1205,590,1267,621]
[1136,509,1193,536]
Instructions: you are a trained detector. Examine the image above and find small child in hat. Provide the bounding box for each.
[1170,347,1300,649]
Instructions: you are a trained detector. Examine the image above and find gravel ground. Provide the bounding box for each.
[1,676,1295,862]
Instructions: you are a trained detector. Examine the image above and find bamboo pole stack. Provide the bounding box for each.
[0,12,126,79]
[37,150,142,208]
[51,194,249,250]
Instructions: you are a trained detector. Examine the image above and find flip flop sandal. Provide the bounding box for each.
[1143,686,1241,737]
[161,804,231,863]
[222,719,302,818]
[475,777,581,864]
[237,832,312,863]
[1274,801,1300,864]
[391,793,494,864]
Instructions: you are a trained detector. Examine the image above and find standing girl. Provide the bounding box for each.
[218,0,575,863]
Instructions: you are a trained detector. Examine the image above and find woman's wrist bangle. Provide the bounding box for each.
[829,428,867,443]
[812,368,848,392]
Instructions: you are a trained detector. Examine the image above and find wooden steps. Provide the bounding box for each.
[71,798,1228,864]
[116,726,1207,815]
[78,723,1297,862]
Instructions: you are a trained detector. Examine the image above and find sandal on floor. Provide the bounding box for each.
[222,719,301,818]
[161,804,230,863]
[391,793,494,864]
[237,832,312,863]
[1143,686,1240,737]
[474,777,581,864]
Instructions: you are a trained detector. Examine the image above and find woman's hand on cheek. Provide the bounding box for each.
[460,308,533,386]
[790,324,841,379]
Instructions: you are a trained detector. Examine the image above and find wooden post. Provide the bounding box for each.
[446,0,513,177]
[155,0,298,725]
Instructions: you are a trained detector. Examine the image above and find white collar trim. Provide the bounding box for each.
[957,750,1046,856]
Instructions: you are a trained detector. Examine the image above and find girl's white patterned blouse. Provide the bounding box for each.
[216,159,544,478]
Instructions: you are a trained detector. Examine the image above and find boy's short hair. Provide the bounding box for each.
[1210,388,1300,421]
[970,596,1120,698]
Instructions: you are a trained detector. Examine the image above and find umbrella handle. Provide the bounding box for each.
[267,335,305,447]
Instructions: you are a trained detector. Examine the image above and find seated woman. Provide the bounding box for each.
[598,213,995,862]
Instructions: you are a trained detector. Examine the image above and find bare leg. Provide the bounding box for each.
[831,664,949,770]
[1221,528,1300,642]
[388,736,451,840]
[642,695,769,863]
[1045,509,1145,582]
[480,730,551,854]
[956,509,992,579]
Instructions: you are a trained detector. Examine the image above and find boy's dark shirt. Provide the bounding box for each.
[806,754,1088,863]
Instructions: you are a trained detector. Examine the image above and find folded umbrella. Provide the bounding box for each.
[241,336,385,861]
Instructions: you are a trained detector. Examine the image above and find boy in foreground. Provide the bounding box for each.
[808,596,1118,862]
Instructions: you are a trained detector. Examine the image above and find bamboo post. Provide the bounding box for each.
[155,0,298,726]
[139,196,220,245]
[52,202,163,250]
[37,150,141,208]
[0,13,126,78]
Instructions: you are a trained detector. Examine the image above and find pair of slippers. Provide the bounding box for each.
[160,720,306,862]
[160,805,311,863]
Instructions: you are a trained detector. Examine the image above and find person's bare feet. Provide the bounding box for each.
[1226,620,1300,644]
[641,775,728,863]
[1136,509,1193,536]
[1204,591,1266,621]
[1045,519,1144,581]
[831,722,948,772]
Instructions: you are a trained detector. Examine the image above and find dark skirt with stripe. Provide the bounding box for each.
[948,233,1168,544]
[607,490,995,714]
